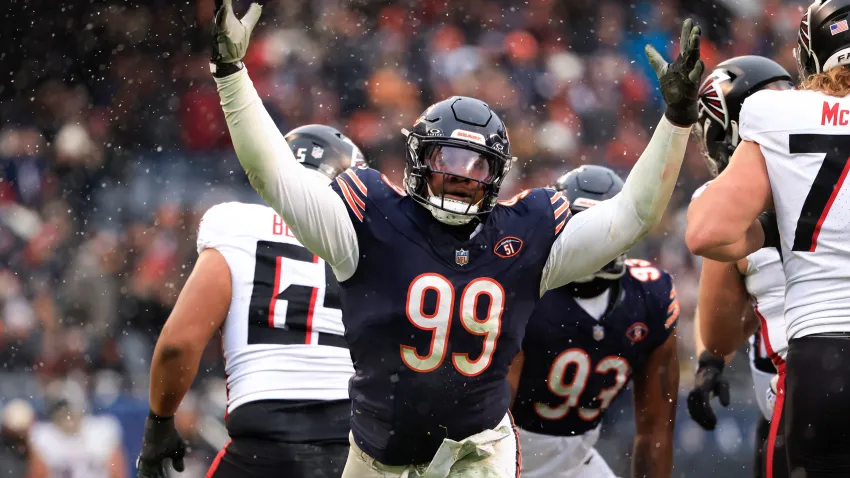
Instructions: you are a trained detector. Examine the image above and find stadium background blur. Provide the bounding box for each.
[0,0,807,475]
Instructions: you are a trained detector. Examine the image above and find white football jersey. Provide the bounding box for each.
[743,248,788,361]
[693,183,788,361]
[741,89,850,339]
[29,416,122,478]
[197,202,354,414]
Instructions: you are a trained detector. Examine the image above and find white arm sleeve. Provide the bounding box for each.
[541,116,691,292]
[215,69,359,281]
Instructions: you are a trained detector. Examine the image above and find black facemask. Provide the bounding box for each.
[565,277,617,298]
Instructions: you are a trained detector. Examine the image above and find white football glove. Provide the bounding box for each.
[211,0,262,75]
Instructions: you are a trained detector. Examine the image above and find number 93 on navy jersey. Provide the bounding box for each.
[330,167,571,466]
[511,259,679,437]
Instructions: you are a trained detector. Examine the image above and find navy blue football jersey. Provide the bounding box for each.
[511,259,679,437]
[330,167,571,465]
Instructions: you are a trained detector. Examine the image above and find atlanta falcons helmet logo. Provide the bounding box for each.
[800,8,811,51]
[697,70,731,129]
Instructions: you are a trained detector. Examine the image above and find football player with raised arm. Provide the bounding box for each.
[210,2,702,476]
[508,166,680,478]
[135,125,365,478]
[685,56,792,478]
[687,1,850,474]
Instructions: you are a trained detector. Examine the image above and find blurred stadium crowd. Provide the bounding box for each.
[0,0,809,475]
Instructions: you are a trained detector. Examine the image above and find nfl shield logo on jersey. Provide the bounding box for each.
[593,324,605,341]
[455,249,469,266]
[311,146,325,159]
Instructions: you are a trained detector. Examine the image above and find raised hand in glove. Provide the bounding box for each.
[136,412,187,478]
[687,351,731,431]
[645,18,705,126]
[210,0,263,77]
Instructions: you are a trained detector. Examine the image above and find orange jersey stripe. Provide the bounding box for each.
[382,174,407,196]
[338,178,365,211]
[336,177,364,221]
[550,191,564,204]
[345,169,368,195]
[555,216,568,235]
[498,189,531,207]
[553,200,570,219]
[342,179,366,210]
[666,298,680,329]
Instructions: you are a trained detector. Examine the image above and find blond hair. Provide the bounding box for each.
[799,65,850,97]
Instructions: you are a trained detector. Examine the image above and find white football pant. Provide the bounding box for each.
[341,413,520,478]
[518,426,619,478]
[750,362,778,421]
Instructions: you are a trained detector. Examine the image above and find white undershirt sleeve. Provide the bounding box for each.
[540,116,691,293]
[215,69,359,281]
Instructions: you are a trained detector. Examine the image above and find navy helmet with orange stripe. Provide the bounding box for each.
[285,124,367,182]
[402,96,514,226]
[555,165,626,295]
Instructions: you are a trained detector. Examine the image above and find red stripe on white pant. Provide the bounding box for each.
[766,364,786,478]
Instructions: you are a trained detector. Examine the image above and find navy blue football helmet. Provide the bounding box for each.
[285,124,366,180]
[556,165,627,283]
[402,97,514,225]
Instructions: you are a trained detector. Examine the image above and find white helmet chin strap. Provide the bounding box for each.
[425,185,480,226]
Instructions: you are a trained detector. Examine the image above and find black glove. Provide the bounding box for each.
[757,210,781,250]
[645,18,705,126]
[687,351,730,430]
[136,412,187,478]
